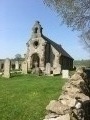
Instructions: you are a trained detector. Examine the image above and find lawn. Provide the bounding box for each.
[0,74,65,120]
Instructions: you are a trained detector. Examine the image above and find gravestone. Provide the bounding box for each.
[3,58,10,78]
[62,70,69,79]
[15,61,19,70]
[22,61,27,74]
[45,63,51,75]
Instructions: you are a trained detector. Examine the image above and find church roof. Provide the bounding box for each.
[42,35,73,59]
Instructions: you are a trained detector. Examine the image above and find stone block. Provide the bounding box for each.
[46,100,69,115]
[45,63,51,75]
[3,58,10,78]
[44,114,70,120]
[15,61,19,70]
[22,61,27,74]
[62,70,69,79]
[44,67,90,120]
[53,64,61,75]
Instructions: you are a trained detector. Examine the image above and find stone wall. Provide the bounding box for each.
[43,67,90,120]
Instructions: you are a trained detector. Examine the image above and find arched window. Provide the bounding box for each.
[33,41,39,47]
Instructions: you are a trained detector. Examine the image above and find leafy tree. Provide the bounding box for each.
[44,0,90,50]
[15,54,22,61]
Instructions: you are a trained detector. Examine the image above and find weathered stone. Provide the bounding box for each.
[62,70,69,79]
[22,61,27,74]
[63,84,82,94]
[44,67,90,120]
[45,113,59,119]
[70,78,84,87]
[32,67,42,75]
[59,94,71,100]
[71,72,83,81]
[25,21,73,75]
[0,72,2,75]
[45,63,51,75]
[15,61,19,70]
[74,93,90,102]
[44,114,70,120]
[46,100,70,115]
[3,58,10,78]
[35,67,40,75]
[75,101,82,109]
[61,98,77,107]
[76,67,84,75]
[53,64,61,75]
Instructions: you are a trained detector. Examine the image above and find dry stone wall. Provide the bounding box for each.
[44,67,90,120]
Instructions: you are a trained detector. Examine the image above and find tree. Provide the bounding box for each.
[15,54,22,61]
[43,0,90,50]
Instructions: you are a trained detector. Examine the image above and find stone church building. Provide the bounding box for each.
[25,21,73,75]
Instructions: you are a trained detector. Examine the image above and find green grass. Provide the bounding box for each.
[0,74,65,120]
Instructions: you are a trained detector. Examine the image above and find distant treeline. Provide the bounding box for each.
[74,60,90,68]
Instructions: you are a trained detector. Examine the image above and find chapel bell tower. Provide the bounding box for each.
[32,21,43,38]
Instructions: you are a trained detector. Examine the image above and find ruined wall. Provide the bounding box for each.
[44,67,90,120]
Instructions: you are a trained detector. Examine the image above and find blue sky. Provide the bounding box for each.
[0,0,89,60]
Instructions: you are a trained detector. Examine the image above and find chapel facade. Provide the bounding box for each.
[26,21,73,75]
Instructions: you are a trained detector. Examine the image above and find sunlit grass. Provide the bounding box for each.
[0,74,65,120]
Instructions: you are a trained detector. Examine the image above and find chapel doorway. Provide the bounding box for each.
[31,53,40,68]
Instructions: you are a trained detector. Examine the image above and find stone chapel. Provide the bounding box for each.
[25,21,73,75]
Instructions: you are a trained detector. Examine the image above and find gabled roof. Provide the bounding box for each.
[42,35,73,60]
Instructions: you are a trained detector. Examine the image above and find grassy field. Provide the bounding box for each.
[0,74,65,120]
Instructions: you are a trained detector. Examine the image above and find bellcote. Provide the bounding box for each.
[32,21,43,38]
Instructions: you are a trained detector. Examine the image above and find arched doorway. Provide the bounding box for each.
[31,53,40,68]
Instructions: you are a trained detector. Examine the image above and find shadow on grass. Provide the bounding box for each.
[11,73,23,78]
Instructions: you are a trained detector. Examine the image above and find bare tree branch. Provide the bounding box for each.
[43,0,90,50]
